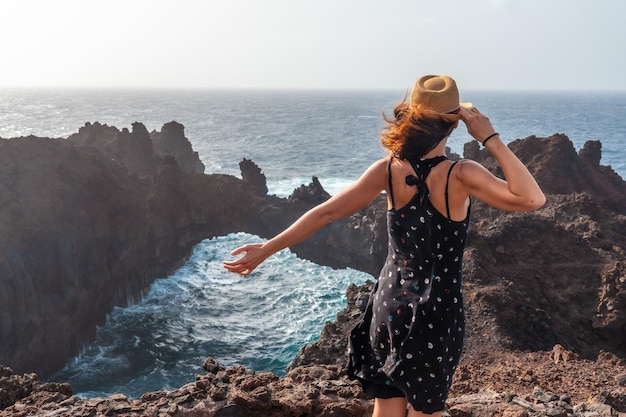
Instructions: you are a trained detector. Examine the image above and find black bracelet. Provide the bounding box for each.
[481,132,499,146]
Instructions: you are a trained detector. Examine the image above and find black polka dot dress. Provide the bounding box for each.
[347,155,470,414]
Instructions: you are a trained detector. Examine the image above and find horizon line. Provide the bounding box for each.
[1,85,625,94]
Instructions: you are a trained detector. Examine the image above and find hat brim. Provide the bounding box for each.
[439,102,473,122]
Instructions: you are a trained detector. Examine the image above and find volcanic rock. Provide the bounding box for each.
[1,124,626,416]
[0,122,244,377]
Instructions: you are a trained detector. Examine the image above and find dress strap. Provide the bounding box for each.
[387,157,396,210]
[407,155,448,181]
[444,160,460,220]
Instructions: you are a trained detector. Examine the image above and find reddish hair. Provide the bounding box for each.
[380,96,456,160]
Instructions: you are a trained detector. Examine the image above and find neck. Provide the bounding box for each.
[423,138,448,159]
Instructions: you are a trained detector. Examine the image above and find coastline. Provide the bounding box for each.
[1,122,625,416]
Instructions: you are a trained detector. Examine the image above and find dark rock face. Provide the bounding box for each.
[466,134,626,212]
[0,123,240,378]
[239,158,268,196]
[0,136,151,377]
[68,121,158,178]
[460,134,626,361]
[149,121,206,174]
[68,120,206,176]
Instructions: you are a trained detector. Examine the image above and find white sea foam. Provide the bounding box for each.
[267,177,355,197]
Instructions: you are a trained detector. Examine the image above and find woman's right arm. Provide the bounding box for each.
[223,157,389,275]
[457,107,546,212]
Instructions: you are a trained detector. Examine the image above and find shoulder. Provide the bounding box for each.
[453,158,491,181]
[363,156,392,177]
[351,157,391,192]
[373,156,392,168]
[449,159,499,196]
[454,158,482,170]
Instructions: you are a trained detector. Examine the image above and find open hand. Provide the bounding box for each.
[222,243,269,276]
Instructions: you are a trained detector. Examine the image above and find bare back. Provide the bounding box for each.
[387,157,470,222]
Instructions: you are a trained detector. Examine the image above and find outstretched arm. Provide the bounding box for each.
[457,107,546,212]
[223,158,388,275]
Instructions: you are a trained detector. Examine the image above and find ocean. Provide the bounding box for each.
[1,88,625,398]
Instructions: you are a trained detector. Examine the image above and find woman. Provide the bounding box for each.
[223,75,545,416]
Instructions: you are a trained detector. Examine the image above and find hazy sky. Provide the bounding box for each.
[1,0,625,91]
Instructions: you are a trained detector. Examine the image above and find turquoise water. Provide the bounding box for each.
[52,234,371,398]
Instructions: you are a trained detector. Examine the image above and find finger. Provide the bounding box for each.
[223,258,255,274]
[459,106,476,117]
[223,258,244,268]
[459,108,473,122]
[224,264,248,275]
[229,245,248,256]
[222,260,239,268]
[222,262,238,272]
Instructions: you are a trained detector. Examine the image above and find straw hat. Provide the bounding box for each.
[410,75,471,122]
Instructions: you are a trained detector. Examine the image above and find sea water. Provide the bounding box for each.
[47,233,369,397]
[1,88,624,398]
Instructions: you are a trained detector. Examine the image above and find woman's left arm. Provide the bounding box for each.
[223,157,388,275]
[458,107,546,212]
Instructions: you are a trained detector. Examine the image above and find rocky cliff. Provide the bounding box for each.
[0,122,260,378]
[0,120,388,379]
[1,124,625,416]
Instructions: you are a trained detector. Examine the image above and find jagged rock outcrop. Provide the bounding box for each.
[68,121,205,176]
[150,121,206,174]
[253,179,388,276]
[290,133,626,365]
[0,135,153,377]
[240,158,268,196]
[465,134,626,212]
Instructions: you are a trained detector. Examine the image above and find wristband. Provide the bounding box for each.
[481,132,499,146]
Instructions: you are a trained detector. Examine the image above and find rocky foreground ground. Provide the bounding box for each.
[1,283,625,416]
[1,309,625,416]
